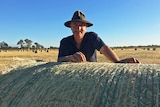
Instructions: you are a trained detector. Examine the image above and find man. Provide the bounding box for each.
[57,10,139,63]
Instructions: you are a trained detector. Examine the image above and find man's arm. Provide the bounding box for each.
[57,55,73,62]
[100,45,140,63]
[100,45,120,62]
[57,52,86,62]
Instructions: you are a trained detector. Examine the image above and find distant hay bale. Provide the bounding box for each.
[35,50,38,53]
[0,62,160,107]
[153,48,156,51]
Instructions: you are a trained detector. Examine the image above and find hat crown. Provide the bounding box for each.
[64,10,93,27]
[72,10,86,21]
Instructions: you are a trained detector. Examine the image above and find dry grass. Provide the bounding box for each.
[0,47,160,72]
[97,48,160,64]
[0,49,58,72]
[0,48,160,106]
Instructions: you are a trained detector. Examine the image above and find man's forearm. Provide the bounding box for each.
[57,55,72,62]
[100,45,120,62]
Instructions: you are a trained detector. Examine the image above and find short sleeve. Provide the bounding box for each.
[58,38,69,58]
[89,32,105,51]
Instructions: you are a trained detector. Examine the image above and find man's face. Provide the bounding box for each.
[70,21,87,39]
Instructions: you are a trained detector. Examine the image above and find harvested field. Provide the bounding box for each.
[97,47,160,64]
[0,49,58,72]
[0,47,160,72]
[0,48,160,106]
[0,62,160,107]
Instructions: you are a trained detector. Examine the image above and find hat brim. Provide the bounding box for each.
[64,19,93,28]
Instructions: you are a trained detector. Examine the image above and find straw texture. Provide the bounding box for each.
[0,62,160,107]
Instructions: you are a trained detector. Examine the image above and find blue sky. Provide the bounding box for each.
[0,0,160,48]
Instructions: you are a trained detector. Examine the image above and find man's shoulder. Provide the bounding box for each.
[85,32,99,39]
[86,32,97,35]
[61,35,73,42]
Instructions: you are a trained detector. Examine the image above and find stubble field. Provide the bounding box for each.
[0,47,160,73]
[0,48,160,107]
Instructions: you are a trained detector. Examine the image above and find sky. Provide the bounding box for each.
[0,0,160,48]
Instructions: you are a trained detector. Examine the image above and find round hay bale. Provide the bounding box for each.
[0,62,160,107]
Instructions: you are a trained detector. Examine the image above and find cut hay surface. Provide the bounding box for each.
[0,62,160,107]
[0,58,46,74]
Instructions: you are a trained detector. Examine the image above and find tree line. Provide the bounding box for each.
[17,39,44,50]
[0,39,57,50]
[1,39,159,50]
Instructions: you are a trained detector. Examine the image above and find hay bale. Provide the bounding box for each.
[0,62,160,107]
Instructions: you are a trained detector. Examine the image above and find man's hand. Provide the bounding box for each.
[69,52,86,62]
[116,57,140,63]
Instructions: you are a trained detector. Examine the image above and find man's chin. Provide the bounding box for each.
[73,33,83,36]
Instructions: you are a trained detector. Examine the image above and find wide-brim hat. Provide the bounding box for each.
[64,10,93,28]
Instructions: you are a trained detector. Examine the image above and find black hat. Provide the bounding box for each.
[64,10,93,28]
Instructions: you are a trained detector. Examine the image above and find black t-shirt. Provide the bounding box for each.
[58,32,105,62]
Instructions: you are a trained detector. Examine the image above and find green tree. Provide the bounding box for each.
[0,41,8,49]
[17,39,24,49]
[24,39,32,50]
[34,42,43,49]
